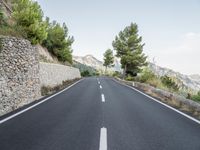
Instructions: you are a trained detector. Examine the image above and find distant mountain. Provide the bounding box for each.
[189,74,200,83]
[73,55,122,72]
[73,55,104,70]
[72,60,97,75]
[149,63,200,92]
[73,55,200,92]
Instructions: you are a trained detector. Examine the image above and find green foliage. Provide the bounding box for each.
[103,49,114,68]
[0,8,6,26]
[81,70,90,77]
[0,37,2,53]
[0,24,27,37]
[125,74,134,81]
[12,0,47,44]
[161,75,179,92]
[73,61,97,76]
[112,23,147,77]
[42,21,74,63]
[112,71,122,78]
[139,67,156,83]
[191,91,200,102]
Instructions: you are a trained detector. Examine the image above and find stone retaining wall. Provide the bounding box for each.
[39,62,81,87]
[0,36,81,116]
[0,36,40,115]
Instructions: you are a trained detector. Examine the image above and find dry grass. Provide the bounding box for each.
[41,78,80,96]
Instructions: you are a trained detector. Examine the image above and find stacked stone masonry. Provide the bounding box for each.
[0,36,40,115]
[0,36,81,116]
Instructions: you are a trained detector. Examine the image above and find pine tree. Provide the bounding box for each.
[112,23,147,78]
[12,0,47,44]
[103,49,114,73]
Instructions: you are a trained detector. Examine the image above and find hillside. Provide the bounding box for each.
[73,55,122,72]
[73,54,200,92]
[149,63,200,92]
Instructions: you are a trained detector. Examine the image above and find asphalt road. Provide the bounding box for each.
[0,77,200,150]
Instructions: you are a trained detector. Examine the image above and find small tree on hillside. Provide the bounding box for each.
[112,23,147,78]
[12,0,47,44]
[42,20,74,64]
[103,49,114,73]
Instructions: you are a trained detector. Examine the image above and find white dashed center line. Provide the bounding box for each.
[101,94,105,102]
[100,85,102,89]
[99,127,107,150]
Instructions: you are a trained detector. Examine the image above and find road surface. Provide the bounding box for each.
[0,77,200,150]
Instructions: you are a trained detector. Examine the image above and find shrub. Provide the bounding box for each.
[12,0,47,44]
[161,75,179,92]
[139,67,156,83]
[0,37,2,53]
[0,24,26,37]
[191,91,200,102]
[0,8,6,26]
[81,70,90,77]
[125,74,134,81]
[112,71,122,78]
[42,21,73,63]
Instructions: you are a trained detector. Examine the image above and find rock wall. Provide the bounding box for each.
[0,36,41,115]
[39,62,81,87]
[0,36,81,116]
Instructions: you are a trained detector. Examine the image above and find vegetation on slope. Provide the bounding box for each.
[73,61,98,77]
[0,0,73,64]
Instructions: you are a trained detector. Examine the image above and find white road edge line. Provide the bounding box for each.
[99,127,107,150]
[0,79,84,125]
[101,94,105,102]
[100,85,102,89]
[114,79,200,125]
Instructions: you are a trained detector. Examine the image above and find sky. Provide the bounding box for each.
[36,0,200,75]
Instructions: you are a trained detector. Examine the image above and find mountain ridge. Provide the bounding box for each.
[73,54,200,92]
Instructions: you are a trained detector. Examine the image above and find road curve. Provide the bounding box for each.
[0,77,200,150]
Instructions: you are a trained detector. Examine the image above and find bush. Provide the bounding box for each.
[0,37,2,53]
[42,21,73,63]
[0,24,26,37]
[139,67,156,83]
[81,70,91,77]
[191,91,200,102]
[112,71,122,78]
[125,74,134,81]
[161,75,179,92]
[12,0,47,44]
[0,8,6,26]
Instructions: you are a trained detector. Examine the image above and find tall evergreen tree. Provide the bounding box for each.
[112,23,147,78]
[103,49,114,73]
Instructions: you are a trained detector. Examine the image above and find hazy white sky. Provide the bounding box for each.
[37,0,200,75]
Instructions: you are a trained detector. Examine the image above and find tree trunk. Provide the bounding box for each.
[105,66,107,75]
[123,64,127,80]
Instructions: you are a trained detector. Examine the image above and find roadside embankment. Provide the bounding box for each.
[115,77,200,120]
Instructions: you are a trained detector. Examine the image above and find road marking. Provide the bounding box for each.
[99,127,107,150]
[101,94,105,102]
[114,79,200,125]
[98,81,100,84]
[100,85,102,89]
[0,79,84,125]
